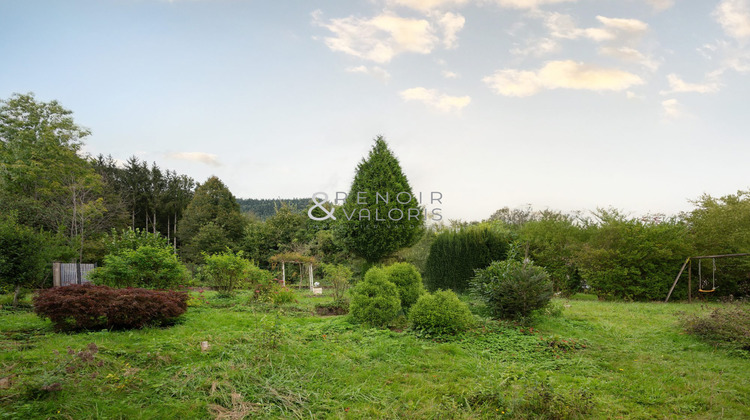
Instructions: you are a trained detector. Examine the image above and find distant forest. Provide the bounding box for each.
[236,198,311,220]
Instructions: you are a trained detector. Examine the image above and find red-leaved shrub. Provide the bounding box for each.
[33,284,188,331]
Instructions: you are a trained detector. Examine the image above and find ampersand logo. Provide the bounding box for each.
[308,192,336,221]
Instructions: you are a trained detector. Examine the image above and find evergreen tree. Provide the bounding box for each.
[177,176,246,262]
[336,136,424,263]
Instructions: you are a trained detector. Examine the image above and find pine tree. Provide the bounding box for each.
[335,136,424,263]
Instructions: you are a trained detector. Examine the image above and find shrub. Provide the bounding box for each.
[201,250,256,294]
[681,305,750,351]
[408,290,474,335]
[472,251,553,320]
[88,246,188,289]
[0,213,49,305]
[250,281,277,303]
[321,263,352,301]
[385,262,426,312]
[33,284,188,331]
[425,224,510,292]
[349,267,401,327]
[271,286,297,305]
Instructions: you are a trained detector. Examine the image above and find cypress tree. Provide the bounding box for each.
[335,136,424,263]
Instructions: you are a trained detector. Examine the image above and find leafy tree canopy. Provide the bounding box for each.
[178,176,246,262]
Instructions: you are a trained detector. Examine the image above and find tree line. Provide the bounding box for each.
[3,92,749,303]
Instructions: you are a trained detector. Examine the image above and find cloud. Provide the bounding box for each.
[437,12,465,48]
[166,152,221,167]
[442,70,459,78]
[313,10,463,63]
[661,99,683,118]
[626,91,645,100]
[392,0,579,10]
[483,60,644,97]
[645,0,674,11]
[387,0,470,12]
[599,46,659,71]
[544,14,648,43]
[700,40,750,73]
[400,87,471,112]
[345,65,392,82]
[511,37,560,56]
[493,0,577,10]
[661,73,721,94]
[714,0,750,40]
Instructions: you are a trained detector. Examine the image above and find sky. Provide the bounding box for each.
[1,0,750,222]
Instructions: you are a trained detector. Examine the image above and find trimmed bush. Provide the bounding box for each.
[408,290,474,335]
[385,262,426,311]
[88,246,188,289]
[472,253,553,320]
[425,224,510,292]
[33,284,188,331]
[349,267,401,327]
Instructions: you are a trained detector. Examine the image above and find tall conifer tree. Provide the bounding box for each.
[336,136,424,263]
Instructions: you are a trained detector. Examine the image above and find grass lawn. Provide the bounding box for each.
[1,290,749,419]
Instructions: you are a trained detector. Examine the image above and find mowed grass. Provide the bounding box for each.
[1,290,749,419]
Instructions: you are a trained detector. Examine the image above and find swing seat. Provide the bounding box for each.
[698,288,715,293]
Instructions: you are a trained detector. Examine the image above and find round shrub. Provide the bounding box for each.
[349,267,401,327]
[408,290,474,335]
[471,257,553,320]
[385,262,426,311]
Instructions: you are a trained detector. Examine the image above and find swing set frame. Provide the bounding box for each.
[665,253,750,303]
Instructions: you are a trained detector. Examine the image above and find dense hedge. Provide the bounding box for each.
[575,213,692,301]
[33,284,188,331]
[424,224,510,292]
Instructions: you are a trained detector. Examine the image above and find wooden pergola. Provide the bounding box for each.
[269,252,316,290]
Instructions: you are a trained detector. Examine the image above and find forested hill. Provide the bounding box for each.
[236,198,311,219]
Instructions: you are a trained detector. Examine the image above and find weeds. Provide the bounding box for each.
[680,303,750,351]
